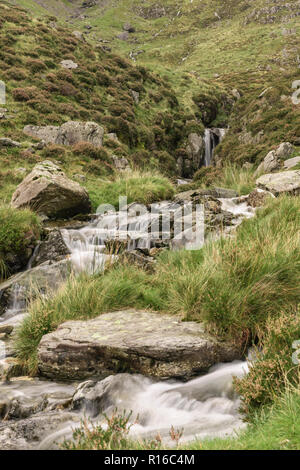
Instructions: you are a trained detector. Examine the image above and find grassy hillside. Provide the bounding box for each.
[7,0,300,167]
[0,1,209,206]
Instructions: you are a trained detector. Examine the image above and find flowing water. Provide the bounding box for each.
[204,128,226,166]
[0,193,258,449]
[37,360,249,449]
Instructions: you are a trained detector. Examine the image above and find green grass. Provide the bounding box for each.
[87,170,175,210]
[0,205,41,276]
[16,195,300,376]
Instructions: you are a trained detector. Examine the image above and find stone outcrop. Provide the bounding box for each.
[37,309,241,381]
[11,161,91,218]
[60,60,78,70]
[186,133,204,170]
[56,121,104,147]
[256,170,300,195]
[284,156,300,170]
[23,121,104,147]
[254,142,294,176]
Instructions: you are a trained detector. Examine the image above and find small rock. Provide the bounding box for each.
[60,60,78,70]
[123,23,135,33]
[72,30,85,41]
[117,31,129,41]
[0,137,21,147]
[275,142,294,159]
[112,155,131,171]
[130,89,140,104]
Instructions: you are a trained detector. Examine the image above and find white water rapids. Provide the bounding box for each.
[36,360,249,449]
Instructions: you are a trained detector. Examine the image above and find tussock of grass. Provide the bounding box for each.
[192,163,256,195]
[0,205,41,277]
[16,195,300,376]
[87,170,175,210]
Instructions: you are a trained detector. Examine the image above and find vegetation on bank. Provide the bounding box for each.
[16,195,300,402]
[88,170,175,210]
[0,205,41,277]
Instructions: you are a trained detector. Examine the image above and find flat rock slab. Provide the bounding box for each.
[256,170,300,195]
[37,310,241,381]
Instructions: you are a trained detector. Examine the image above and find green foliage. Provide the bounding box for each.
[235,308,300,413]
[0,205,41,276]
[0,205,40,253]
[87,171,175,210]
[16,195,300,376]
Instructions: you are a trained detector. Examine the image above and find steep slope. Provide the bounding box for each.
[1,1,217,207]
[8,0,300,166]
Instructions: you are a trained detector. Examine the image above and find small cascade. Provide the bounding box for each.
[204,128,226,166]
[0,283,27,325]
[37,360,249,449]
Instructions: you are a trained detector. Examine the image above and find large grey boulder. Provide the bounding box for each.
[256,170,300,195]
[37,309,241,381]
[23,121,104,147]
[11,161,91,218]
[56,121,104,147]
[254,150,280,176]
[23,125,60,144]
[254,142,294,176]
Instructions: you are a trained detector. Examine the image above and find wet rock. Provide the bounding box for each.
[185,133,204,172]
[0,410,80,450]
[30,230,71,268]
[0,378,75,422]
[175,187,238,205]
[11,160,91,218]
[256,170,300,196]
[37,309,241,381]
[0,259,71,315]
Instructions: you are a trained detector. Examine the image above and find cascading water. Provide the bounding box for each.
[204,128,226,166]
[37,360,249,449]
[0,193,260,449]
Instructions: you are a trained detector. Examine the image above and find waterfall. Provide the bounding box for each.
[204,128,226,167]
